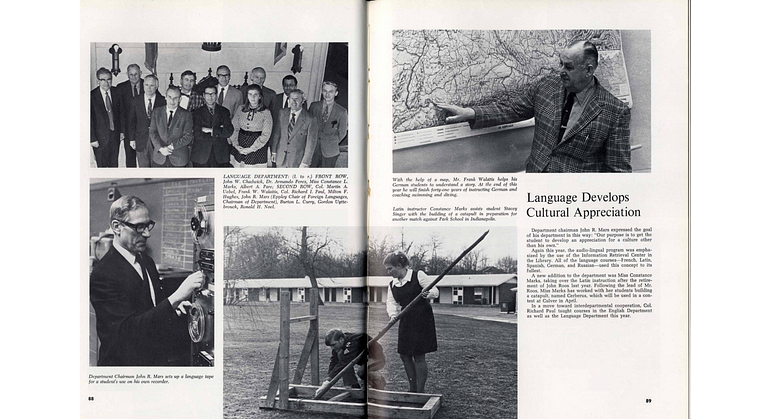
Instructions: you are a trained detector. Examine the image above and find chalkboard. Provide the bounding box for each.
[161,179,215,270]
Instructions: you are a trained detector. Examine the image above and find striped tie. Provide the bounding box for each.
[288,113,296,136]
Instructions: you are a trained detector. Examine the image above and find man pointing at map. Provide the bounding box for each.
[437,40,631,173]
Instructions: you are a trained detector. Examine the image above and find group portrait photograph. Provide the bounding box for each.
[89,42,349,169]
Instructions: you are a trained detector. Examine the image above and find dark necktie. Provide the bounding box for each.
[283,97,288,108]
[322,105,329,123]
[135,254,154,306]
[558,92,576,141]
[217,88,224,105]
[105,92,115,131]
[167,110,174,128]
[133,84,138,97]
[147,98,152,119]
[209,106,215,116]
[288,113,296,136]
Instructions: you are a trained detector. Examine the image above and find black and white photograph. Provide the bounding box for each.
[391,30,650,173]
[89,42,349,169]
[88,178,215,367]
[223,226,517,418]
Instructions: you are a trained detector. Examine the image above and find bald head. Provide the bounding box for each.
[250,67,266,86]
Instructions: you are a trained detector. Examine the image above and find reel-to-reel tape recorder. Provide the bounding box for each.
[189,195,215,366]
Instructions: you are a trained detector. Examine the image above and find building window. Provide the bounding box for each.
[343,287,352,303]
[298,288,305,303]
[452,287,464,305]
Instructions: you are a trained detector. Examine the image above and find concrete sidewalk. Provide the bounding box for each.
[431,305,518,324]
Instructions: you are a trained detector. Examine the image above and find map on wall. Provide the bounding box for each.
[392,30,632,149]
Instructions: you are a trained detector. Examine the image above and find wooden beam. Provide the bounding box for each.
[258,397,366,417]
[309,287,320,385]
[424,396,441,416]
[289,315,317,323]
[278,289,291,409]
[367,388,439,404]
[367,401,433,419]
[292,326,318,384]
[328,392,352,402]
[291,384,365,400]
[263,347,281,408]
[259,386,441,419]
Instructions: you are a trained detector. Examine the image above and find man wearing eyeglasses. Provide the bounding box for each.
[90,196,205,366]
[215,65,243,117]
[90,67,121,167]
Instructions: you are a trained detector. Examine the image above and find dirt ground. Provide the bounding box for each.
[224,303,517,418]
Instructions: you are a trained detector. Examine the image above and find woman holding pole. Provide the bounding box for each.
[384,251,439,393]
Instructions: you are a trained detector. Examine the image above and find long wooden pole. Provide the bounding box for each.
[312,230,490,400]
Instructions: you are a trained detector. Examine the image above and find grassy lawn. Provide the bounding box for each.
[224,303,516,419]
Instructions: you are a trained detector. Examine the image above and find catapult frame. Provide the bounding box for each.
[258,289,443,418]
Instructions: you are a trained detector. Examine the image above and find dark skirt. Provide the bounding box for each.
[392,271,438,355]
[230,129,268,164]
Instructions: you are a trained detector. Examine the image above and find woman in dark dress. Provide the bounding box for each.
[384,251,438,393]
[228,84,272,168]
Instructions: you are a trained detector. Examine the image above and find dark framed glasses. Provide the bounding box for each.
[121,220,156,234]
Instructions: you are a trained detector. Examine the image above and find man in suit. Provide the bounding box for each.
[437,40,631,173]
[240,67,276,111]
[179,70,204,112]
[149,86,194,167]
[191,86,235,167]
[90,195,204,366]
[115,64,144,167]
[272,89,318,168]
[215,65,243,116]
[309,81,348,168]
[274,75,299,111]
[90,67,121,167]
[270,75,304,165]
[127,75,165,168]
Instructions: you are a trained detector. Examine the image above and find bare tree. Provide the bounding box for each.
[281,227,337,305]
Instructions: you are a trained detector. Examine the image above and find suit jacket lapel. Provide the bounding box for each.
[562,90,603,142]
[290,112,307,140]
[107,247,144,286]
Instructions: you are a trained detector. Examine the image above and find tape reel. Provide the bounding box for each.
[188,294,214,344]
[190,205,211,245]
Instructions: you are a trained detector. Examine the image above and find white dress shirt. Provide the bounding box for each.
[386,269,438,318]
